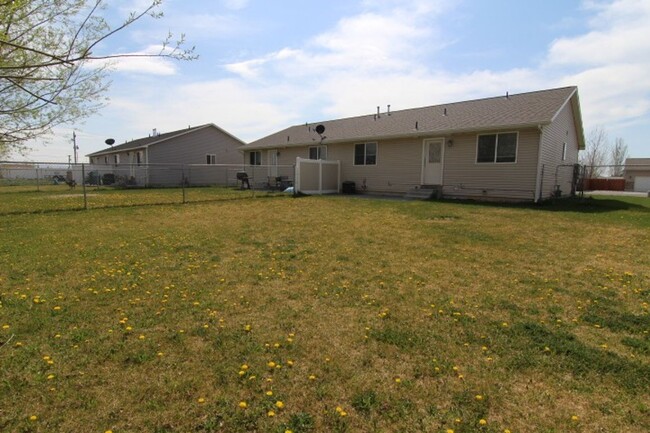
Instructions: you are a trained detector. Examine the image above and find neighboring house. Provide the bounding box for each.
[86,123,245,186]
[623,158,650,192]
[242,86,585,201]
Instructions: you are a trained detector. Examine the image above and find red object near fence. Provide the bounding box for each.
[584,178,625,191]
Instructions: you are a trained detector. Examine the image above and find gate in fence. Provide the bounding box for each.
[294,157,340,195]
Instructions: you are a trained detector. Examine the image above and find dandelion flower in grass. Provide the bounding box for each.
[138,335,145,340]
[267,410,276,417]
[2,324,9,330]
[446,429,454,433]
[266,391,273,396]
[286,360,294,367]
[241,364,249,370]
[47,374,55,380]
[275,401,284,409]
[197,397,206,404]
[309,374,316,380]
[244,324,252,332]
[504,429,512,433]
[394,377,401,384]
[29,415,38,421]
[475,394,483,400]
[479,419,487,426]
[238,370,246,376]
[571,415,579,422]
[238,401,247,409]
[267,361,276,369]
[285,430,293,433]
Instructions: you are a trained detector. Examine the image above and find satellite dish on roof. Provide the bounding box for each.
[105,138,115,146]
[315,124,325,135]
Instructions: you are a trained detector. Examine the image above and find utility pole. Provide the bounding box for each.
[72,131,79,164]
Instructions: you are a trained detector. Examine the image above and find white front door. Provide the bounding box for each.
[422,138,444,185]
[268,150,278,177]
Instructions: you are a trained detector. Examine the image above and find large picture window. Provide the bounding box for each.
[354,142,377,165]
[249,151,261,165]
[476,132,517,163]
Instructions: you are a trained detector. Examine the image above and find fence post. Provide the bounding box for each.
[182,166,186,204]
[36,165,40,192]
[81,163,88,210]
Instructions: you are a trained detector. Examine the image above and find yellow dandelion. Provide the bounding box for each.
[47,374,55,380]
[479,419,487,426]
[267,361,276,368]
[238,370,246,376]
[266,391,273,396]
[275,401,284,409]
[475,395,483,400]
[138,335,145,340]
[286,360,294,366]
[446,429,454,433]
[309,374,316,380]
[29,415,38,421]
[394,377,401,383]
[244,324,252,332]
[571,415,579,422]
[241,364,249,370]
[238,401,247,409]
[339,411,347,417]
[267,410,276,417]
[197,397,206,404]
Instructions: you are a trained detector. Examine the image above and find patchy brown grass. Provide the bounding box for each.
[0,194,648,432]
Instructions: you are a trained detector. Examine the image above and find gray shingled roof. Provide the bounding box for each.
[86,123,245,157]
[244,86,583,150]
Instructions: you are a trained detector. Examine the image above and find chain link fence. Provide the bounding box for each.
[0,161,296,214]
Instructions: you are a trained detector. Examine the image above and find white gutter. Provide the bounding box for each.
[534,124,545,203]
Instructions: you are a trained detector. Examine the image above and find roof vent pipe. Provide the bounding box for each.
[377,106,380,118]
[387,104,391,115]
[443,108,447,116]
[506,91,509,99]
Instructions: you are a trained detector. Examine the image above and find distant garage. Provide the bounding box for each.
[624,158,650,192]
[634,176,650,192]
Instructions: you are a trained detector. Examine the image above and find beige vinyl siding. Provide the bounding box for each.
[442,128,540,201]
[538,102,580,199]
[328,137,422,194]
[149,126,241,165]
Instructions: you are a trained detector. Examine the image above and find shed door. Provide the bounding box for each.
[634,176,650,192]
[422,138,444,185]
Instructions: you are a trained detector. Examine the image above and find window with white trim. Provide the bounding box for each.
[206,154,216,165]
[249,151,261,165]
[476,132,517,163]
[354,142,377,165]
[309,145,327,160]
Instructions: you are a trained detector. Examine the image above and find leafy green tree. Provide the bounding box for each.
[0,0,196,156]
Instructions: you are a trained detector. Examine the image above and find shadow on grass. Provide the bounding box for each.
[507,322,650,394]
[436,195,650,214]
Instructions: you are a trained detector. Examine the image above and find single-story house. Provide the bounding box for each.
[242,86,585,201]
[86,123,245,187]
[623,158,650,192]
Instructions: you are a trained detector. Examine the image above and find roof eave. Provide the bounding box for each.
[242,122,550,150]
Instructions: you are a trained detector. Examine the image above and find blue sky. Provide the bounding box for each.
[20,0,650,161]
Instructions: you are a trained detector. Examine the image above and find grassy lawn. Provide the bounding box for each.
[0,193,648,433]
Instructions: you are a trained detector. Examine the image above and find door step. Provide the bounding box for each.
[404,185,442,200]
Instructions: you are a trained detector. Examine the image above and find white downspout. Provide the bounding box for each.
[534,125,544,202]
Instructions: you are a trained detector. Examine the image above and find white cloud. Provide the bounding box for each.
[89,45,179,76]
[221,0,249,10]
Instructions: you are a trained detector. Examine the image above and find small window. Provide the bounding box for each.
[113,154,120,165]
[206,154,216,165]
[249,151,261,165]
[309,145,327,160]
[104,156,108,164]
[562,143,567,161]
[476,132,517,163]
[354,142,377,165]
[136,151,143,166]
